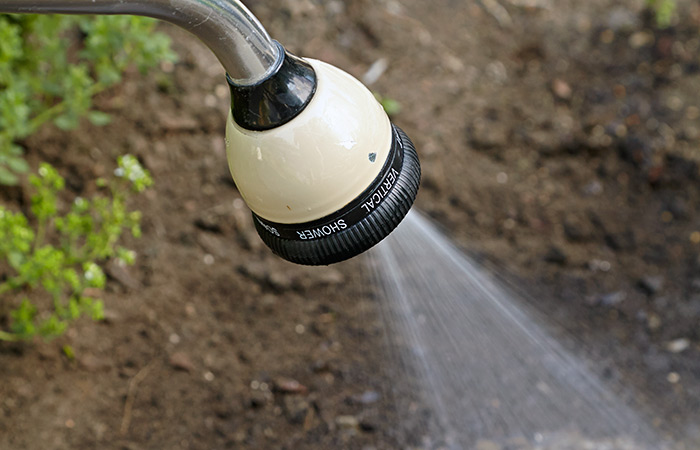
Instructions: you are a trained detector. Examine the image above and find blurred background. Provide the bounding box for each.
[1,0,699,448]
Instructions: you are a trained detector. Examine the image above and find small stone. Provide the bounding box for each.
[101,309,121,324]
[274,377,307,394]
[105,259,140,290]
[317,268,345,285]
[237,262,270,285]
[194,213,223,233]
[638,275,665,295]
[597,291,626,307]
[604,231,636,251]
[468,118,508,150]
[563,217,590,242]
[79,354,111,372]
[283,396,310,424]
[359,419,378,433]
[248,391,268,409]
[666,338,690,353]
[607,7,640,31]
[335,415,359,428]
[629,31,654,49]
[544,246,567,265]
[582,180,603,196]
[268,272,293,291]
[158,114,199,131]
[647,313,662,331]
[348,390,381,405]
[169,352,195,372]
[551,78,572,100]
[667,372,680,383]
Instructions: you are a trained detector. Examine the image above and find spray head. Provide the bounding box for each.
[226,43,420,265]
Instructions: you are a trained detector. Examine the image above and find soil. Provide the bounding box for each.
[1,0,700,448]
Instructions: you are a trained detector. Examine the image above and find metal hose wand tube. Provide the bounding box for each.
[0,0,280,85]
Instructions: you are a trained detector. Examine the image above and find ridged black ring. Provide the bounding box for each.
[253,125,421,265]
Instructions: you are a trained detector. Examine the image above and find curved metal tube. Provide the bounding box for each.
[0,0,280,85]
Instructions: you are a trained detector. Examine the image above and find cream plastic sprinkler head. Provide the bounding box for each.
[0,0,420,265]
[226,42,421,265]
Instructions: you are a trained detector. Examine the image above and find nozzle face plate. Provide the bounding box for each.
[253,125,420,265]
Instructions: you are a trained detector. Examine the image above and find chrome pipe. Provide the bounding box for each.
[0,0,281,85]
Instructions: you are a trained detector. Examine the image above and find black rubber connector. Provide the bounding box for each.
[253,125,421,265]
[227,41,316,131]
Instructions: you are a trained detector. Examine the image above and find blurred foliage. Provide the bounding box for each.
[646,0,676,28]
[374,93,402,117]
[0,14,176,184]
[0,155,152,341]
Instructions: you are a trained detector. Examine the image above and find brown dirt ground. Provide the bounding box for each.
[1,0,699,448]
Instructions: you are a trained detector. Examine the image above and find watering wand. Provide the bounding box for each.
[0,0,420,265]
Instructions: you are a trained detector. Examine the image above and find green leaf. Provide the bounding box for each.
[0,166,18,185]
[54,114,78,131]
[87,110,112,126]
[62,344,75,360]
[7,155,29,173]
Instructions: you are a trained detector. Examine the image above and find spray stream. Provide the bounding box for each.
[368,211,668,449]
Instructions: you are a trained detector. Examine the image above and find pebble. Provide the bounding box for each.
[348,390,381,405]
[105,259,140,290]
[638,275,665,295]
[158,114,199,131]
[362,58,388,85]
[468,118,509,150]
[647,313,662,331]
[79,354,111,372]
[283,396,310,424]
[359,419,377,433]
[582,180,603,195]
[604,231,636,251]
[597,291,626,307]
[247,391,267,409]
[629,31,654,49]
[268,271,293,291]
[274,377,308,394]
[169,352,195,372]
[335,415,359,428]
[607,7,640,31]
[551,78,572,100]
[194,213,223,233]
[563,217,589,242]
[544,246,567,265]
[316,268,345,285]
[485,61,508,84]
[666,338,690,353]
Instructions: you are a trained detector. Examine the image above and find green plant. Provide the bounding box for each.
[646,0,676,28]
[0,155,152,341]
[374,93,402,117]
[0,14,176,184]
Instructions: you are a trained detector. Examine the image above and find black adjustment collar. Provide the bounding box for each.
[227,41,317,131]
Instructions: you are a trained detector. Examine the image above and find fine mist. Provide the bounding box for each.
[367,210,667,449]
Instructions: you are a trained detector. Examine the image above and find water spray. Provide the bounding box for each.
[0,0,421,265]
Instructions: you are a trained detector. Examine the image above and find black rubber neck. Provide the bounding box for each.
[227,41,316,131]
[253,125,421,265]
